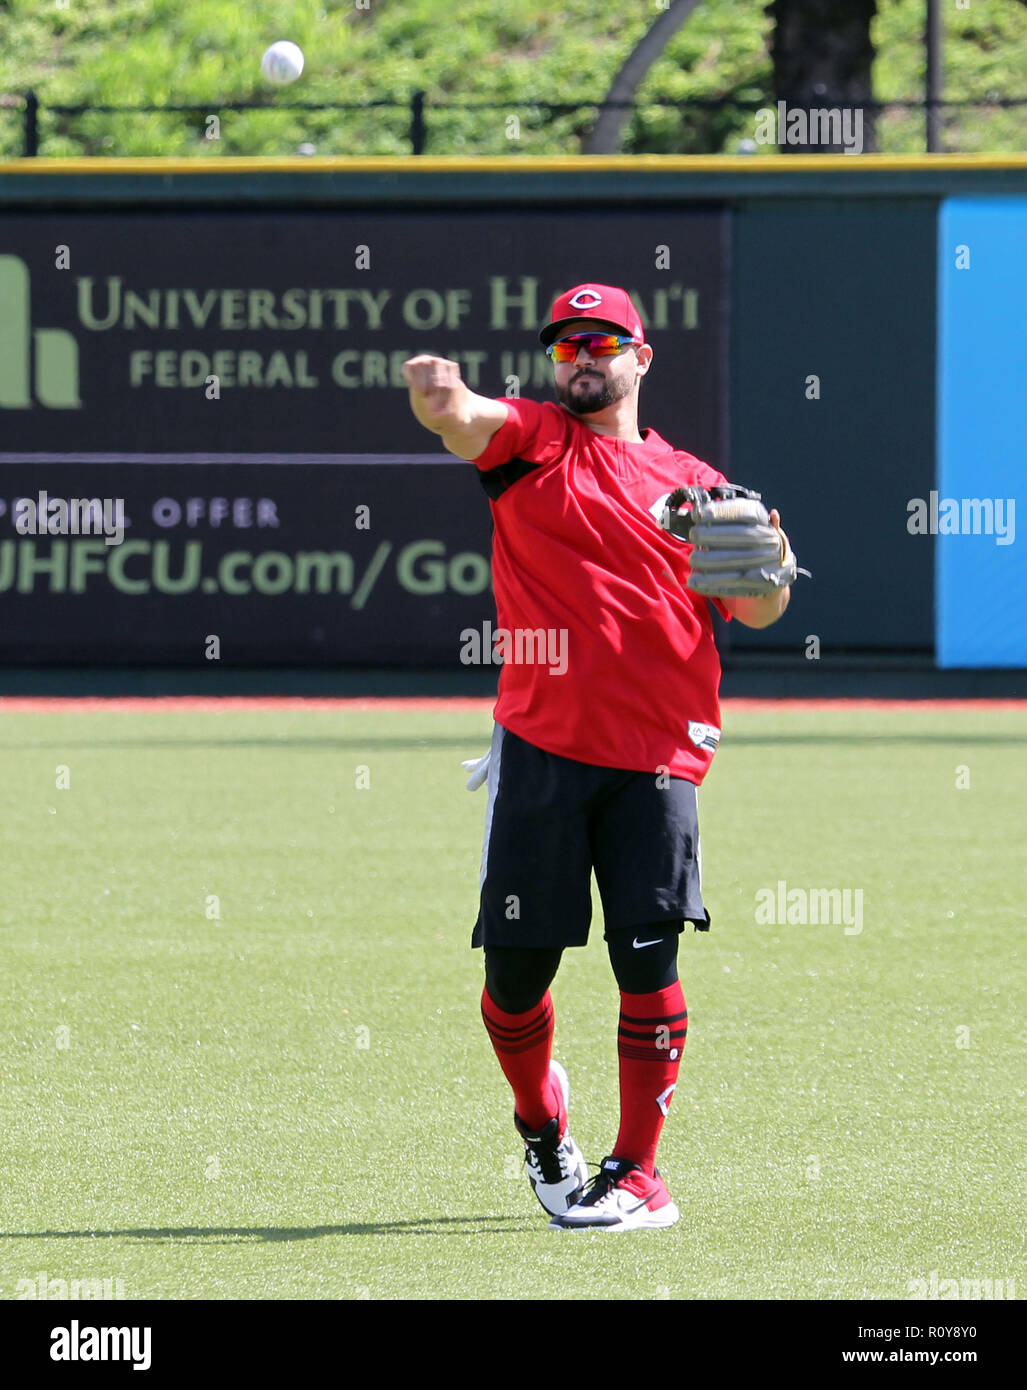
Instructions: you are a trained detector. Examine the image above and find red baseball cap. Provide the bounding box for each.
[538,283,646,348]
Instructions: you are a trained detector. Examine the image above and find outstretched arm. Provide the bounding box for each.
[402,354,509,461]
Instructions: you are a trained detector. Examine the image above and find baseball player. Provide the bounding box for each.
[402,284,800,1231]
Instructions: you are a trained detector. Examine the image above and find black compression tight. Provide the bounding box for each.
[483,922,681,1014]
[483,946,562,1015]
[606,922,681,993]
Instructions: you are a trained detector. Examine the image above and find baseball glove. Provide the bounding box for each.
[660,483,809,598]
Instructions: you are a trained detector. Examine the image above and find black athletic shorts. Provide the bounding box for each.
[472,723,710,949]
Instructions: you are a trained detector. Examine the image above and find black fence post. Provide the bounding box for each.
[410,90,426,155]
[926,0,943,153]
[24,90,39,158]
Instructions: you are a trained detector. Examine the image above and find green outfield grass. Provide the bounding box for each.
[0,704,1023,1301]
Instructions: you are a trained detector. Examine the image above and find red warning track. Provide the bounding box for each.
[0,696,496,714]
[0,696,1023,714]
[723,698,1026,713]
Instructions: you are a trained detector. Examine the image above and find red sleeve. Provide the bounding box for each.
[694,460,735,621]
[472,398,572,472]
[696,461,733,491]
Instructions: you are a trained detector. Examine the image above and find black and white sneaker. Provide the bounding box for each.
[514,1061,589,1216]
[549,1155,680,1231]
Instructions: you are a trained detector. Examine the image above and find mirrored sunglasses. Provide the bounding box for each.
[546,333,641,363]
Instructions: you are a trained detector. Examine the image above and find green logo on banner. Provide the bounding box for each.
[0,255,81,409]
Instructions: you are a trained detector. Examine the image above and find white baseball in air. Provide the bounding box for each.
[261,41,305,85]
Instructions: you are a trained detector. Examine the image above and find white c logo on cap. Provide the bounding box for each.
[568,290,603,310]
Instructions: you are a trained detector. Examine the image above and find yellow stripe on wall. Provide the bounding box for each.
[3,154,1027,176]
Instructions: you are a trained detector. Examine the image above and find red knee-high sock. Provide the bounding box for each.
[481,986,562,1135]
[614,982,687,1177]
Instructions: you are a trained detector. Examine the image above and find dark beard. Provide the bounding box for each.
[556,370,630,416]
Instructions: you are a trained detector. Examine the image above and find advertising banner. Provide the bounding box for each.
[0,210,727,457]
[0,457,495,665]
[0,208,728,664]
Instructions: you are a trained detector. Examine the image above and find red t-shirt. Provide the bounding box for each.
[472,397,732,784]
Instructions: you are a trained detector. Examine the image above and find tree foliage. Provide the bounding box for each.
[0,0,1024,157]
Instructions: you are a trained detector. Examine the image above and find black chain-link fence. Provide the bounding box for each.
[4,88,1027,157]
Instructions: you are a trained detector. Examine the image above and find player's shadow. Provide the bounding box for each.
[0,1217,536,1242]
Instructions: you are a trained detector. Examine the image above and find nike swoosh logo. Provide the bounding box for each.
[632,936,661,949]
